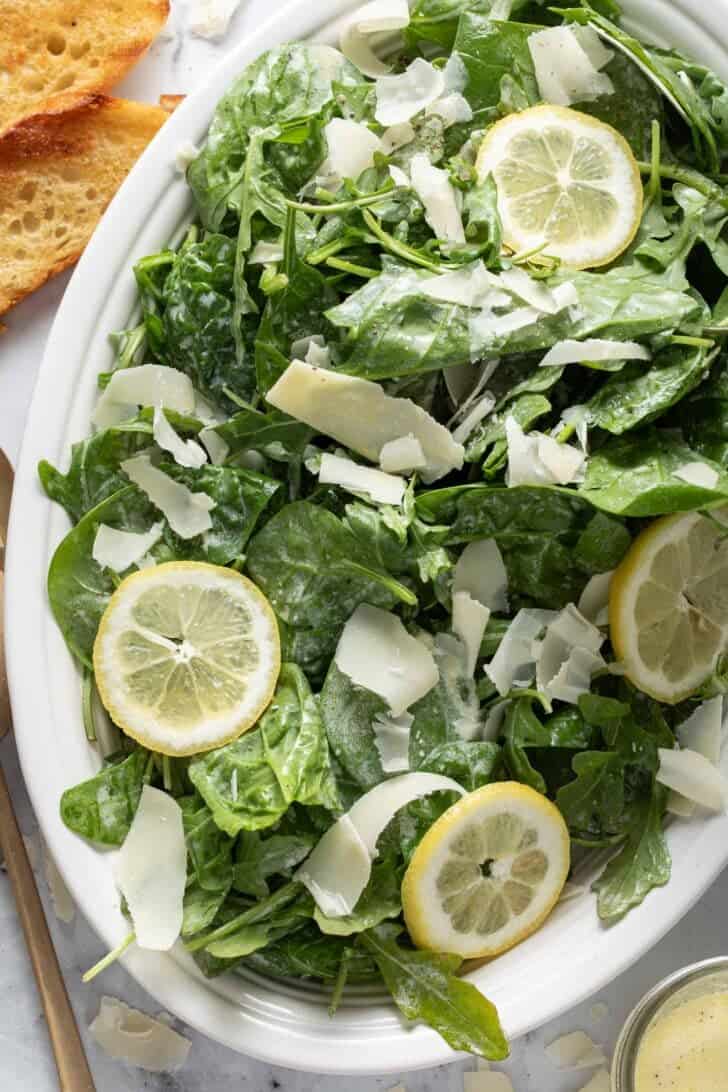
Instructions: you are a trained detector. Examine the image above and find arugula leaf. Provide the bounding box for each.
[179,794,235,894]
[60,750,150,846]
[189,664,340,835]
[580,429,728,515]
[593,790,671,922]
[359,925,509,1061]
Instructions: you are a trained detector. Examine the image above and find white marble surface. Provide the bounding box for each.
[1,3,728,1089]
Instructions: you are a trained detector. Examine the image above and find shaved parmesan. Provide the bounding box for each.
[666,790,696,818]
[297,773,464,915]
[452,392,496,445]
[199,426,229,466]
[506,417,585,487]
[656,747,728,812]
[189,0,241,39]
[334,604,438,716]
[422,263,496,308]
[454,539,509,612]
[174,141,199,172]
[528,25,614,106]
[546,1029,608,1070]
[443,52,468,93]
[90,997,191,1072]
[576,1070,611,1092]
[547,646,605,706]
[340,0,410,79]
[389,164,411,188]
[464,1072,515,1092]
[536,604,605,705]
[539,339,650,367]
[677,697,724,766]
[379,435,427,473]
[42,841,75,923]
[471,306,541,347]
[674,461,720,489]
[324,118,382,182]
[561,404,590,452]
[410,154,465,244]
[122,455,215,539]
[92,522,164,573]
[445,362,481,406]
[486,608,556,696]
[499,267,571,314]
[376,58,446,125]
[426,92,473,127]
[577,571,613,627]
[373,711,413,773]
[381,122,415,154]
[482,698,510,742]
[590,1002,610,1024]
[267,361,464,482]
[153,408,207,469]
[115,786,186,950]
[249,240,284,265]
[93,364,196,429]
[319,452,406,506]
[452,591,490,675]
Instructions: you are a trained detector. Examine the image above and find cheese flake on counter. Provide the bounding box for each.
[656,747,728,812]
[528,25,614,106]
[463,1072,515,1092]
[453,539,509,612]
[375,58,446,126]
[452,590,490,675]
[410,153,465,244]
[576,1070,611,1092]
[297,773,464,916]
[340,0,410,79]
[93,364,196,429]
[324,118,382,182]
[153,408,207,469]
[334,604,438,716]
[379,434,427,473]
[115,786,186,950]
[189,0,241,39]
[92,522,165,573]
[90,997,191,1072]
[266,360,464,482]
[545,1029,608,1069]
[121,455,215,539]
[42,841,75,923]
[539,338,650,367]
[318,452,406,506]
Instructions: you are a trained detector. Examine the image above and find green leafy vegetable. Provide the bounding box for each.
[60,750,150,846]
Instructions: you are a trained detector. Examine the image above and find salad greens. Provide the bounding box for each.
[42,0,728,1061]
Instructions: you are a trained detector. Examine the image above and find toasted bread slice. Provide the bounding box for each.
[0,0,169,133]
[0,93,167,315]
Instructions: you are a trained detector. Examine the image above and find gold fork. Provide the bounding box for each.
[0,448,96,1091]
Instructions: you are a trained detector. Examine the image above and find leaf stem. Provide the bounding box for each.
[646,120,662,206]
[361,210,451,273]
[329,948,352,1018]
[82,932,135,983]
[325,257,380,279]
[669,334,715,348]
[341,559,418,607]
[185,881,301,953]
[287,187,401,216]
[636,160,728,204]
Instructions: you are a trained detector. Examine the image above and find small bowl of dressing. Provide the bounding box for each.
[612,956,728,1091]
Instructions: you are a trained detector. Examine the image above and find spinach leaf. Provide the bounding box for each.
[359,925,509,1061]
[588,344,713,435]
[315,862,402,937]
[188,664,340,835]
[405,0,495,52]
[205,891,314,960]
[215,406,311,459]
[409,635,482,766]
[454,15,540,126]
[182,881,230,937]
[234,831,315,898]
[320,661,387,791]
[682,356,728,466]
[60,750,150,846]
[465,393,552,467]
[580,429,728,516]
[593,790,671,922]
[419,740,502,790]
[179,794,234,894]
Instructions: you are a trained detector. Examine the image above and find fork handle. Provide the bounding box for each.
[0,764,96,1091]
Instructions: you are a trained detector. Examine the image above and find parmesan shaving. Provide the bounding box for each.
[576,1070,611,1092]
[375,58,446,125]
[121,455,215,539]
[422,263,497,308]
[451,392,496,444]
[324,118,382,182]
[656,747,728,812]
[115,786,186,950]
[189,0,241,39]
[426,92,473,127]
[463,1072,515,1092]
[373,711,413,773]
[539,338,650,367]
[90,997,191,1072]
[92,522,165,574]
[506,417,585,487]
[528,25,614,106]
[297,773,464,916]
[153,408,207,469]
[561,404,590,452]
[453,539,509,612]
[340,0,410,79]
[677,697,724,766]
[199,426,230,466]
[266,360,464,482]
[381,121,415,154]
[334,604,439,716]
[248,240,284,265]
[536,604,605,706]
[410,154,465,245]
[318,452,406,506]
[452,590,490,675]
[389,164,411,188]
[577,570,613,627]
[674,461,720,489]
[499,267,571,314]
[93,364,196,429]
[485,608,556,696]
[174,141,199,172]
[545,1029,608,1070]
[379,435,427,473]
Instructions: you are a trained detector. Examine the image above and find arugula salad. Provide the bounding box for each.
[41,0,728,1061]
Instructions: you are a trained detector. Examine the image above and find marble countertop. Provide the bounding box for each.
[2,3,727,1088]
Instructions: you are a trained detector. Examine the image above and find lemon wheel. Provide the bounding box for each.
[402,782,570,959]
[476,104,643,268]
[610,511,728,703]
[93,561,281,756]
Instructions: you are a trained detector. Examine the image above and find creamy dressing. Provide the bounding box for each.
[635,992,728,1091]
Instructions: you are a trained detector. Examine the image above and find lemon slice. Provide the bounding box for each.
[610,511,728,704]
[476,105,643,268]
[93,561,280,756]
[402,782,570,959]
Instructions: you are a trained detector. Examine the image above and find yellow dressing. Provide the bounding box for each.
[635,991,728,1091]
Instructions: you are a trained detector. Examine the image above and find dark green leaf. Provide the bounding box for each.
[60,750,150,846]
[593,790,671,922]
